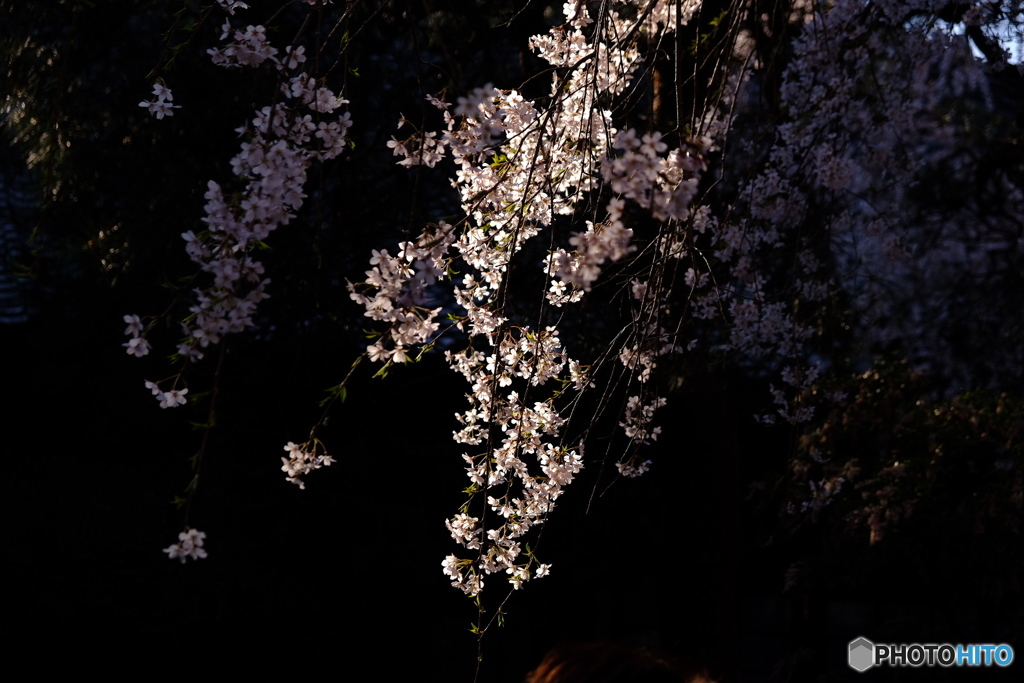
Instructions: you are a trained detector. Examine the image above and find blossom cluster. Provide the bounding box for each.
[548,198,635,293]
[137,83,179,120]
[132,1,351,372]
[122,314,150,358]
[440,327,585,594]
[281,441,335,489]
[179,14,350,364]
[356,1,713,597]
[189,6,353,491]
[685,0,1024,427]
[603,130,707,222]
[163,528,207,563]
[130,1,355,545]
[144,380,188,409]
[619,395,667,445]
[215,0,248,17]
[126,0,1024,618]
[348,223,455,364]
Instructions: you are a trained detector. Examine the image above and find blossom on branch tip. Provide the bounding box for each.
[159,388,189,409]
[216,0,249,14]
[123,336,151,357]
[143,380,188,409]
[163,528,207,563]
[138,84,179,119]
[281,441,335,488]
[616,459,652,478]
[123,314,143,336]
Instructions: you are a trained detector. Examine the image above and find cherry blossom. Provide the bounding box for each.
[128,0,1024,615]
[163,528,207,563]
[281,441,335,489]
[138,83,179,120]
[123,335,151,358]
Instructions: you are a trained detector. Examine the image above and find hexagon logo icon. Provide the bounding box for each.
[848,637,875,672]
